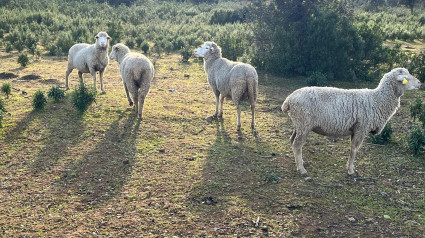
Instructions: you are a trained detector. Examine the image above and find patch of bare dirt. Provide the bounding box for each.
[0,72,18,79]
[20,74,42,81]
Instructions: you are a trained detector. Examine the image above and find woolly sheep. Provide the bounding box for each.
[109,43,154,119]
[65,32,111,93]
[282,68,421,175]
[194,41,258,131]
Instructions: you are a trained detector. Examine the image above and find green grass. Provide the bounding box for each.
[0,49,424,237]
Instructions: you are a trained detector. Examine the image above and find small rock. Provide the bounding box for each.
[184,74,190,78]
[202,196,216,205]
[383,215,391,220]
[348,217,356,223]
[168,89,176,92]
[237,135,243,140]
[365,218,374,223]
[304,176,312,181]
[123,159,129,164]
[169,67,174,71]
[158,149,165,153]
[22,91,27,95]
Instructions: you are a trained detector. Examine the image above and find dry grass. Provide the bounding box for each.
[0,48,424,237]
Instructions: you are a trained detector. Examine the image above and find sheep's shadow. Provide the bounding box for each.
[54,112,140,207]
[188,119,287,213]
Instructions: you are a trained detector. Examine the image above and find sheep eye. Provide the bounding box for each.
[96,36,99,39]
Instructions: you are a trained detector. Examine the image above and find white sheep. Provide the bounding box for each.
[65,31,111,93]
[282,68,421,175]
[194,41,258,131]
[109,43,154,119]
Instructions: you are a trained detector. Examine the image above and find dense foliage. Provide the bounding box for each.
[71,79,97,113]
[47,86,65,102]
[32,89,47,110]
[369,123,393,144]
[1,82,11,98]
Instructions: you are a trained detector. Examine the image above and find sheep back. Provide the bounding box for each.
[68,43,109,73]
[206,58,258,101]
[283,87,397,136]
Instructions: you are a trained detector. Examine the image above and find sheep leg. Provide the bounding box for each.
[250,102,255,130]
[137,88,147,120]
[133,93,139,115]
[89,68,97,92]
[78,71,83,81]
[236,103,241,131]
[348,132,365,175]
[123,82,133,106]
[292,131,308,175]
[213,92,220,117]
[65,68,73,89]
[99,69,106,94]
[217,94,225,117]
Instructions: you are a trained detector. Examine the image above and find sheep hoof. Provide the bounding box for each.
[129,101,134,106]
[237,125,241,131]
[138,115,143,120]
[252,129,258,136]
[299,168,308,175]
[101,91,106,95]
[217,113,223,118]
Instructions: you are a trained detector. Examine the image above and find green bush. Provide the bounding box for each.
[125,38,136,49]
[369,122,393,144]
[5,43,13,53]
[141,42,149,54]
[17,53,29,67]
[0,97,5,127]
[307,71,327,87]
[409,52,425,83]
[410,97,423,122]
[1,82,11,98]
[32,89,47,110]
[47,86,65,102]
[180,47,192,62]
[56,32,74,55]
[409,126,425,155]
[71,79,97,113]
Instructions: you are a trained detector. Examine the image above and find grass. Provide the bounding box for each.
[0,48,424,237]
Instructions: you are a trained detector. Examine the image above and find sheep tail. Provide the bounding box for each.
[282,99,290,113]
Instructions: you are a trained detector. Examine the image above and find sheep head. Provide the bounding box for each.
[194,41,222,59]
[95,32,111,49]
[109,43,130,63]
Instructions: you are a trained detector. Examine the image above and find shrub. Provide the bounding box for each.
[135,36,144,48]
[1,82,11,98]
[125,38,136,49]
[5,43,13,53]
[409,126,425,155]
[17,53,29,67]
[71,79,96,113]
[307,71,327,86]
[180,47,192,62]
[32,89,47,110]
[47,86,65,102]
[57,32,74,55]
[141,42,149,54]
[0,97,5,128]
[409,52,425,83]
[410,97,422,121]
[369,122,393,144]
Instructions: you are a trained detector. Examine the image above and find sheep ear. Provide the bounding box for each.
[397,75,409,84]
[116,46,120,51]
[107,36,111,40]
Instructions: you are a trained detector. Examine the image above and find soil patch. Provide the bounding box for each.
[0,72,18,79]
[20,74,42,81]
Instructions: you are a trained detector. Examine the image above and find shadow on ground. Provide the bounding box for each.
[54,111,140,208]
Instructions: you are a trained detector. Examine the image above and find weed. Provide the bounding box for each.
[32,89,47,110]
[71,78,96,113]
[370,122,393,144]
[1,82,11,98]
[47,86,65,102]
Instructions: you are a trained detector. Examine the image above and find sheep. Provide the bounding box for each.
[194,41,258,131]
[282,68,421,175]
[65,31,111,94]
[109,43,154,119]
